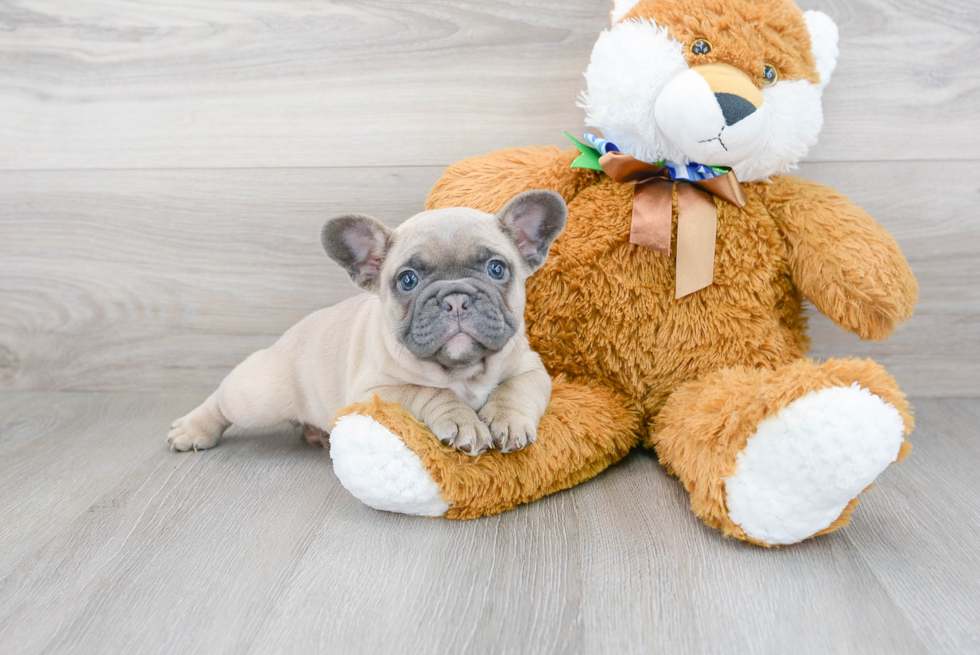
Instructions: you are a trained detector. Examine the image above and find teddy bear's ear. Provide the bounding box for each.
[804,10,839,89]
[610,0,642,23]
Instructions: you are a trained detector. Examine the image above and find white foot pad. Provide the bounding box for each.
[725,384,905,545]
[329,414,449,517]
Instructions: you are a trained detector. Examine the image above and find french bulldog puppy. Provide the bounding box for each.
[167,190,566,456]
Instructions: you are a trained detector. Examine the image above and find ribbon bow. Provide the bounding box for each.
[566,132,747,299]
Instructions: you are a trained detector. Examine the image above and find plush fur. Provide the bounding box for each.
[330,0,918,546]
[652,358,913,546]
[725,384,906,545]
[339,376,640,519]
[583,0,836,181]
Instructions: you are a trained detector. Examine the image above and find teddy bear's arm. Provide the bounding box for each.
[762,175,917,341]
[426,146,599,213]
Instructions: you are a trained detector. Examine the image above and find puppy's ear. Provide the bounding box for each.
[321,214,392,292]
[496,190,567,271]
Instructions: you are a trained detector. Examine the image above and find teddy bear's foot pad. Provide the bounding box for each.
[330,414,450,517]
[724,384,905,545]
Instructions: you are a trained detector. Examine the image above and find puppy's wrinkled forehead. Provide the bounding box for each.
[387,208,515,270]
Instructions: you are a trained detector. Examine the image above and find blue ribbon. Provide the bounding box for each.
[582,132,727,182]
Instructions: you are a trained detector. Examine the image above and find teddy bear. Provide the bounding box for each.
[321,0,918,547]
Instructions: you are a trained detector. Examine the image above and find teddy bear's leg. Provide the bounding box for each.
[648,358,913,546]
[328,376,641,519]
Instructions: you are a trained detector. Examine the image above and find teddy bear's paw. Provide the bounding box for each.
[329,414,450,517]
[724,384,905,545]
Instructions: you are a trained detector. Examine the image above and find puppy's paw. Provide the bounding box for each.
[478,402,537,453]
[428,407,493,456]
[167,415,221,452]
[303,424,329,448]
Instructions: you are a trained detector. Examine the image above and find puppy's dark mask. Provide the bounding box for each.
[393,251,519,369]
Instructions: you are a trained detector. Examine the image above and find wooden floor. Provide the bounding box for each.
[0,392,977,655]
[3,1,980,653]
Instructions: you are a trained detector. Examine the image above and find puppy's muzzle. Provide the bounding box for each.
[402,277,517,365]
[438,286,475,317]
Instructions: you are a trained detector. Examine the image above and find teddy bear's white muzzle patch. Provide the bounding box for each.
[654,68,769,168]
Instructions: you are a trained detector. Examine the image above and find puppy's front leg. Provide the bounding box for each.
[478,369,552,453]
[376,385,493,455]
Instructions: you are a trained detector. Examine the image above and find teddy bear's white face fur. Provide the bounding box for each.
[580,7,839,182]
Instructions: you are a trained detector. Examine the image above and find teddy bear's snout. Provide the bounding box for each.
[693,63,764,112]
[653,62,769,169]
[715,92,758,126]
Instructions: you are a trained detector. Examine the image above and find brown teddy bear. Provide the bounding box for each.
[324,0,918,546]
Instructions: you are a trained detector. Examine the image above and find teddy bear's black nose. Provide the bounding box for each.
[715,92,757,126]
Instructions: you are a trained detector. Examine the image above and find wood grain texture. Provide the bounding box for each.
[1,393,978,654]
[0,0,977,170]
[0,166,443,391]
[0,393,345,655]
[842,399,980,653]
[2,161,976,394]
[575,455,928,655]
[800,161,980,397]
[0,392,172,580]
[249,491,583,655]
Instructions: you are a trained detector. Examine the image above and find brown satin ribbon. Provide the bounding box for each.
[598,151,747,299]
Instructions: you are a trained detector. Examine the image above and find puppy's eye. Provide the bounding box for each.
[762,64,778,86]
[398,271,419,291]
[487,260,506,280]
[691,39,712,56]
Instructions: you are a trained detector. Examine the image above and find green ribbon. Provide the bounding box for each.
[564,131,604,171]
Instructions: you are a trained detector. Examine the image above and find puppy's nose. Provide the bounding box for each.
[715,92,757,126]
[441,293,471,314]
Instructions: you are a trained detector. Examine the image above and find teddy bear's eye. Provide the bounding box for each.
[762,64,779,86]
[691,39,712,56]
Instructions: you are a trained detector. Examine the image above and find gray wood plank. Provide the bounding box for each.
[0,0,976,170]
[0,395,345,655]
[845,398,980,653]
[575,453,929,655]
[0,0,605,171]
[0,392,175,579]
[1,161,975,395]
[799,161,980,397]
[248,492,583,655]
[804,0,980,163]
[0,393,978,654]
[0,166,442,391]
[0,392,582,655]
